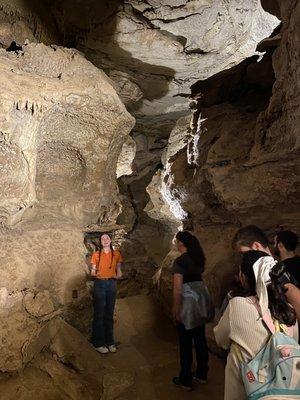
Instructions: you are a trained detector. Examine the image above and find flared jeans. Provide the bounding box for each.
[92,279,117,347]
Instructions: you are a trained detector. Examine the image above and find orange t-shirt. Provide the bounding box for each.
[91,250,123,279]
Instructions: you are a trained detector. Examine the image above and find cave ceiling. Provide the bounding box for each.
[0,0,279,139]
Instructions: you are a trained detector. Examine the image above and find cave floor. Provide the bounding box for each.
[105,295,225,400]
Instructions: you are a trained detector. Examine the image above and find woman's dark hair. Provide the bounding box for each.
[230,250,267,298]
[176,231,206,273]
[268,262,296,326]
[232,250,296,326]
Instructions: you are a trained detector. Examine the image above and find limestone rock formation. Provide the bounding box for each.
[87,0,278,289]
[0,43,134,228]
[145,115,191,231]
[0,42,134,373]
[0,0,279,298]
[23,290,55,317]
[0,0,296,395]
[116,137,136,179]
[0,317,131,400]
[80,0,279,137]
[147,0,300,306]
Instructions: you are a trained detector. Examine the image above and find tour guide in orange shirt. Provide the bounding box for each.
[90,233,123,354]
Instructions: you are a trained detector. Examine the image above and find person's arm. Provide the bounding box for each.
[173,273,183,323]
[116,251,123,279]
[218,292,231,317]
[214,302,231,350]
[284,283,300,320]
[116,262,122,279]
[90,253,97,277]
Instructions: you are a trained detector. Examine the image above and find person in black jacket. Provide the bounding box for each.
[274,230,300,287]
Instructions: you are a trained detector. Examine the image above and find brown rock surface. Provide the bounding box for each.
[0,42,134,374]
[0,43,134,228]
[0,0,298,397]
[0,295,225,400]
[0,0,280,300]
[0,317,108,400]
[148,0,300,306]
[23,290,54,317]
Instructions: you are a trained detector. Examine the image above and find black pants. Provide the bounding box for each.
[177,323,209,385]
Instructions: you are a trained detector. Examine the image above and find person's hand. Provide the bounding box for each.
[116,269,123,279]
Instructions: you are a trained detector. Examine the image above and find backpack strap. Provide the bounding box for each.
[232,343,244,363]
[262,312,276,335]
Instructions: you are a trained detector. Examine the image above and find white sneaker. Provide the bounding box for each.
[96,346,109,354]
[108,345,117,353]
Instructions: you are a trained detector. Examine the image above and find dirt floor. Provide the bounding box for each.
[105,295,225,400]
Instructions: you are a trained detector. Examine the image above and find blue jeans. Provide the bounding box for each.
[92,279,117,347]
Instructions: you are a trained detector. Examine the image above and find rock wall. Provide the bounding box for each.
[106,1,279,292]
[0,42,134,373]
[150,0,300,307]
[0,0,294,385]
[0,0,279,298]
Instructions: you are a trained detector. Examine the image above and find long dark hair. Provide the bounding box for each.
[176,231,206,273]
[232,250,296,326]
[268,262,296,326]
[230,251,267,298]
